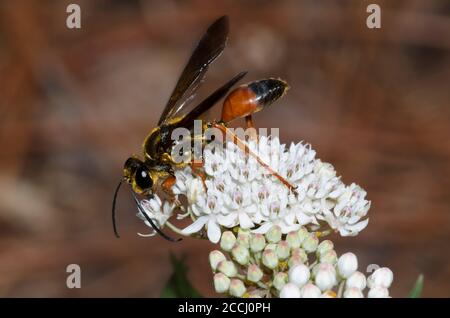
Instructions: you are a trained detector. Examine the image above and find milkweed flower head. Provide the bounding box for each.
[136,135,393,297]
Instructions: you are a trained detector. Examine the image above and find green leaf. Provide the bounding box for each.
[408,274,424,298]
[160,253,202,298]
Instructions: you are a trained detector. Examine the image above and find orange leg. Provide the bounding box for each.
[245,115,258,141]
[162,175,177,197]
[212,123,297,193]
[190,162,207,192]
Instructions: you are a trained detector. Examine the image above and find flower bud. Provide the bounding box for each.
[276,241,290,260]
[265,225,282,243]
[286,231,301,248]
[250,233,266,253]
[247,264,263,283]
[367,267,393,288]
[302,233,319,253]
[288,254,304,269]
[213,273,230,293]
[231,244,250,265]
[262,249,279,269]
[320,250,337,264]
[247,290,263,298]
[337,252,358,278]
[273,272,288,291]
[209,250,226,271]
[315,263,337,291]
[264,243,277,252]
[346,271,367,290]
[300,283,321,298]
[218,260,237,277]
[280,283,301,298]
[291,248,308,263]
[316,240,334,257]
[220,231,236,252]
[237,229,251,248]
[344,287,364,298]
[297,227,309,243]
[288,264,310,288]
[229,279,246,297]
[368,286,389,298]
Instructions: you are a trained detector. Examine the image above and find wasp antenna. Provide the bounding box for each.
[112,179,123,238]
[131,191,182,243]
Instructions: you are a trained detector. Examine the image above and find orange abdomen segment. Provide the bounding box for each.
[221,87,259,123]
[221,79,289,123]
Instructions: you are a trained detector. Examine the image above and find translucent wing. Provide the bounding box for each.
[175,71,247,129]
[158,16,229,125]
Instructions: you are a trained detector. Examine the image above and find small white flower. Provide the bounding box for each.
[368,267,394,289]
[300,283,322,298]
[137,195,174,236]
[280,283,301,298]
[315,263,337,291]
[344,287,364,298]
[337,252,358,278]
[289,264,310,288]
[346,271,367,290]
[368,286,390,298]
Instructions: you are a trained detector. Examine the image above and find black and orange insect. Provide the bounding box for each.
[112,16,294,241]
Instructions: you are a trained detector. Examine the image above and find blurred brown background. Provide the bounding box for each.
[0,0,449,297]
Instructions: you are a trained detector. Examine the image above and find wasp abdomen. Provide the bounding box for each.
[221,78,289,123]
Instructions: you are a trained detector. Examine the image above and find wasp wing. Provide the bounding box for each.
[158,16,229,125]
[175,71,247,129]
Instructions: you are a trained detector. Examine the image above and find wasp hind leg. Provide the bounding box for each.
[245,115,258,140]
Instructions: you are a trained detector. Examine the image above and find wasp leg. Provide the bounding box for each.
[212,123,297,193]
[190,161,208,192]
[161,175,177,196]
[245,115,258,140]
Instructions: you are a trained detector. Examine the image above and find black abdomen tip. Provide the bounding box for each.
[248,78,289,107]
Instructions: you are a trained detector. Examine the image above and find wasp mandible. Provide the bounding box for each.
[112,16,294,241]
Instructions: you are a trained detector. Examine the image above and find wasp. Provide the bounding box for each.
[112,16,295,241]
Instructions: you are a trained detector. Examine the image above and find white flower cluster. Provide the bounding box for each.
[209,226,393,298]
[138,136,370,242]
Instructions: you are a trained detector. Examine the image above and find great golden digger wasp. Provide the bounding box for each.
[112,16,295,241]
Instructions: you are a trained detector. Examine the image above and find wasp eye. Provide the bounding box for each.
[135,167,153,190]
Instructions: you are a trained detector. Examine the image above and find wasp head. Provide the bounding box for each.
[123,157,157,196]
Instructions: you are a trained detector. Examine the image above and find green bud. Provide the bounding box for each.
[302,233,319,253]
[264,243,277,252]
[288,254,304,269]
[231,244,250,265]
[297,227,309,243]
[273,272,288,291]
[250,233,266,253]
[265,225,282,243]
[218,260,238,277]
[316,240,334,257]
[262,249,279,269]
[213,273,230,293]
[320,250,337,264]
[246,264,263,283]
[209,250,226,271]
[291,248,308,263]
[237,229,251,248]
[286,231,301,249]
[276,241,290,260]
[229,279,246,297]
[220,231,236,252]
